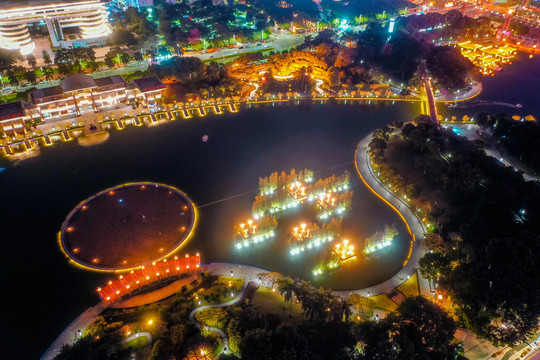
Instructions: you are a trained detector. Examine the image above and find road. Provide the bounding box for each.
[450,123,540,182]
[189,32,307,62]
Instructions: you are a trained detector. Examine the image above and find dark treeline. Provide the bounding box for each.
[370,116,540,345]
[475,112,540,174]
[54,274,462,359]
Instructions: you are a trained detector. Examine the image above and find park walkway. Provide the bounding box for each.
[40,301,108,360]
[111,274,197,309]
[41,274,196,360]
[188,279,259,355]
[334,133,429,299]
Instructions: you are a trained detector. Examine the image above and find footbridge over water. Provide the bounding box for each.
[420,77,439,123]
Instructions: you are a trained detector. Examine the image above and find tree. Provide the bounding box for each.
[43,67,54,81]
[42,50,52,65]
[7,71,18,86]
[424,233,446,253]
[25,70,36,84]
[134,51,144,63]
[0,48,16,73]
[104,57,115,69]
[148,339,170,360]
[120,53,131,66]
[27,54,37,68]
[419,251,447,280]
[348,294,375,320]
[54,48,96,73]
[277,277,295,317]
[387,296,458,359]
[107,28,137,48]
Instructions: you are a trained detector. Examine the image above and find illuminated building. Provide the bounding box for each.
[0,74,168,129]
[32,74,128,119]
[0,0,111,55]
[132,76,166,107]
[0,101,33,135]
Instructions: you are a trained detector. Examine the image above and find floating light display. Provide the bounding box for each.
[234,216,277,249]
[292,223,311,242]
[237,219,257,238]
[334,239,356,261]
[287,181,307,200]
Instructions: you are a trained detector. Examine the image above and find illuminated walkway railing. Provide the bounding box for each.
[97,253,201,303]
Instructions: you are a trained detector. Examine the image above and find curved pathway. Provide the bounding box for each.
[42,275,196,360]
[334,133,428,299]
[123,331,152,346]
[188,279,258,355]
[110,274,197,309]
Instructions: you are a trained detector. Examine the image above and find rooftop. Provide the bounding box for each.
[0,101,25,121]
[132,76,166,93]
[94,75,125,88]
[32,86,63,99]
[61,74,97,93]
[0,0,107,10]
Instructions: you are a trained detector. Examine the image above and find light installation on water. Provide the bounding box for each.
[334,239,356,261]
[363,225,398,254]
[234,217,276,249]
[287,181,307,200]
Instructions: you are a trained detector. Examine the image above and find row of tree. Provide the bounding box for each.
[259,168,314,194]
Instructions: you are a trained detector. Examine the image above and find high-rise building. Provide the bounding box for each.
[0,0,112,55]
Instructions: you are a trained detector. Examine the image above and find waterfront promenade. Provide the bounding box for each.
[334,133,429,299]
[2,86,485,159]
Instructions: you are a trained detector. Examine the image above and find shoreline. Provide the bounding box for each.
[1,87,484,160]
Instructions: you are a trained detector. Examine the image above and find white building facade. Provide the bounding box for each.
[0,0,112,55]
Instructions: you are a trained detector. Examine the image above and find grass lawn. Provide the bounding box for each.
[396,272,420,297]
[250,286,304,320]
[195,277,244,306]
[370,294,398,312]
[125,335,148,350]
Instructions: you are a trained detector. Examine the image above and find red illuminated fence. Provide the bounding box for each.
[97,253,201,303]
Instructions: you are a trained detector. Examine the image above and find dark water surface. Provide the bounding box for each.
[1,53,539,359]
[0,101,419,359]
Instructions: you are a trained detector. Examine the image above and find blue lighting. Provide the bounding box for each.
[119,199,124,203]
